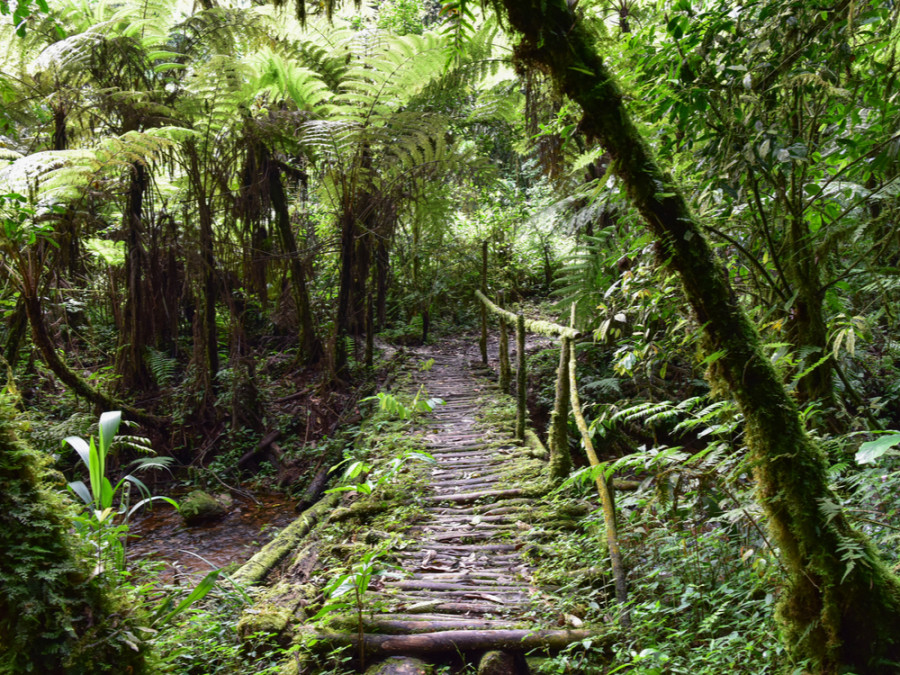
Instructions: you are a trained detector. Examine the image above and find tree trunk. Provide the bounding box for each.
[785,215,832,405]
[497,2,900,671]
[117,161,154,391]
[263,149,323,364]
[20,279,165,428]
[334,209,356,375]
[187,142,219,387]
[376,237,390,330]
[2,298,27,369]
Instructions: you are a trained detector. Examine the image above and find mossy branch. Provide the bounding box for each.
[475,290,580,339]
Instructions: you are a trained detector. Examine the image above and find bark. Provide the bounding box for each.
[2,298,27,369]
[263,149,322,364]
[568,340,627,620]
[186,142,219,387]
[117,161,154,390]
[785,215,832,404]
[497,293,511,392]
[498,1,900,671]
[480,241,488,364]
[515,315,525,441]
[423,488,523,504]
[302,628,601,656]
[375,238,390,330]
[233,492,340,586]
[475,290,580,339]
[548,336,571,481]
[334,209,356,374]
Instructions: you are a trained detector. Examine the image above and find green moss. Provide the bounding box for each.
[0,397,147,674]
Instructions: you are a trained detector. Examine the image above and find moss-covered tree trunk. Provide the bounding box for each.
[497,1,900,671]
[19,272,165,428]
[0,399,147,674]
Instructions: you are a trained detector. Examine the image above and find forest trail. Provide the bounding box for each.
[372,346,542,631]
[259,342,595,666]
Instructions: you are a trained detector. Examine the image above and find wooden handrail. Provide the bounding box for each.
[474,285,629,622]
[475,290,581,340]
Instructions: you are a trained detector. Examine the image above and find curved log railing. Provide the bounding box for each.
[474,285,629,622]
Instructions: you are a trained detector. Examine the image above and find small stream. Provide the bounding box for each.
[126,490,298,581]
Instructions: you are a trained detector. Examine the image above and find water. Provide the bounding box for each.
[126,490,298,580]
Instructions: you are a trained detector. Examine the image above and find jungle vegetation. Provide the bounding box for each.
[1,0,899,672]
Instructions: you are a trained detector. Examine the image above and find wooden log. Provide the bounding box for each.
[474,290,580,339]
[515,314,526,441]
[548,336,572,481]
[233,492,340,586]
[295,465,330,511]
[498,291,511,392]
[424,488,524,504]
[303,629,601,655]
[480,241,489,365]
[237,429,281,470]
[394,580,527,592]
[568,336,629,623]
[357,618,523,634]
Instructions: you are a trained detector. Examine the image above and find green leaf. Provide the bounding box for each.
[98,410,122,459]
[154,569,220,626]
[856,433,900,464]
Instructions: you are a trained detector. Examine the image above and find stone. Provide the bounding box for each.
[478,650,523,675]
[180,490,227,524]
[364,656,431,675]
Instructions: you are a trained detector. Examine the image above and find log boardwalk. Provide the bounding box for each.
[237,341,603,671]
[340,347,592,660]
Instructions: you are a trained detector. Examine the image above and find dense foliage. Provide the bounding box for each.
[2,0,900,672]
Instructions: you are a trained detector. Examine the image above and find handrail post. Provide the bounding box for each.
[498,292,511,392]
[479,241,488,365]
[515,314,526,441]
[548,335,572,481]
[567,303,629,624]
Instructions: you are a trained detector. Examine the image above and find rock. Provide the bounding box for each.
[364,656,431,674]
[478,650,526,675]
[180,490,227,524]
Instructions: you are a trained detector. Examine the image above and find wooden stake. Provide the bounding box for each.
[567,337,629,623]
[498,292,510,392]
[548,336,572,481]
[479,241,488,365]
[515,314,526,441]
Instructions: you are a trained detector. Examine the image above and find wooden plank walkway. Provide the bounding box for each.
[322,348,594,659]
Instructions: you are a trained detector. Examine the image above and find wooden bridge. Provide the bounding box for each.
[232,290,627,673]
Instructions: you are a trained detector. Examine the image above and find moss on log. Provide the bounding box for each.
[475,290,580,339]
[0,399,147,674]
[524,429,549,460]
[233,492,340,586]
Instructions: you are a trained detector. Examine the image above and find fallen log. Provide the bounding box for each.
[303,628,602,655]
[294,465,330,510]
[232,492,340,586]
[424,488,523,504]
[329,616,523,634]
[237,430,281,470]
